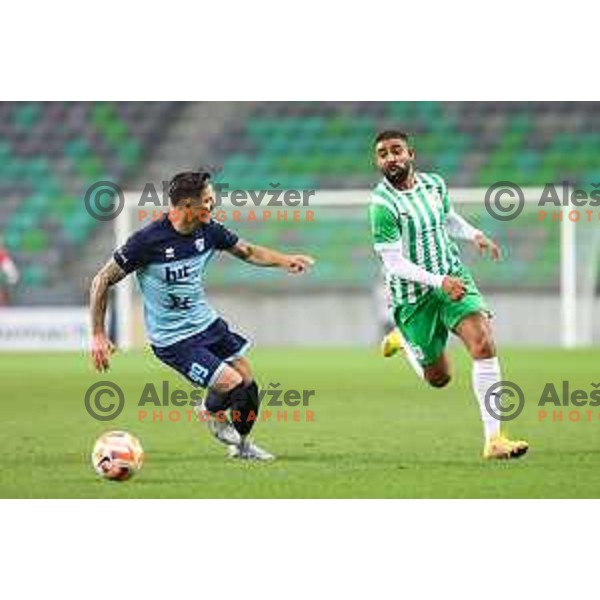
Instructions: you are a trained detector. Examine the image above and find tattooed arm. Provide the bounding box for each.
[226,240,314,273]
[89,259,127,371]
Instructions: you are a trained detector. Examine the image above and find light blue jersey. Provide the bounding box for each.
[114,217,239,347]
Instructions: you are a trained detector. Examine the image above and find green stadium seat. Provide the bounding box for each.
[0,141,12,161]
[246,118,281,141]
[508,114,533,133]
[65,140,91,160]
[430,116,458,135]
[388,102,417,120]
[416,101,442,119]
[499,131,526,151]
[3,230,23,251]
[106,120,129,144]
[14,102,41,128]
[78,156,104,179]
[118,139,141,163]
[21,230,48,252]
[10,210,38,230]
[275,155,313,176]
[516,150,541,171]
[51,196,77,217]
[21,264,48,287]
[27,193,51,213]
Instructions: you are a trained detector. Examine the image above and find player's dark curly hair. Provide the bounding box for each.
[374,130,410,145]
[168,171,211,205]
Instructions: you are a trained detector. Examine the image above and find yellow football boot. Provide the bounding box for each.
[483,434,529,460]
[381,328,404,358]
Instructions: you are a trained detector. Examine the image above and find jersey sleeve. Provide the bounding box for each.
[113,230,149,274]
[211,221,239,250]
[369,202,401,249]
[446,209,480,241]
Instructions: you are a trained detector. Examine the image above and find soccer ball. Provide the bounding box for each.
[91,431,144,481]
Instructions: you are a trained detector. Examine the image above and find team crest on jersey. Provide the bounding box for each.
[194,238,205,253]
[165,246,175,259]
[116,247,128,264]
[431,188,441,201]
[427,187,443,209]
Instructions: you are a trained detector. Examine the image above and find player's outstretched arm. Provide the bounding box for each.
[89,258,127,371]
[446,210,501,260]
[227,240,315,274]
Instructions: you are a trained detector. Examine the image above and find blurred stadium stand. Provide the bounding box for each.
[0,101,182,304]
[207,101,599,189]
[135,101,594,298]
[0,102,597,342]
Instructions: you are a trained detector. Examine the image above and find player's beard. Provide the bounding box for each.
[385,161,413,187]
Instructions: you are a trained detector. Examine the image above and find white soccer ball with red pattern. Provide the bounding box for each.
[91,431,144,481]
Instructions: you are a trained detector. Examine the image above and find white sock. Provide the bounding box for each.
[402,343,424,380]
[472,357,502,442]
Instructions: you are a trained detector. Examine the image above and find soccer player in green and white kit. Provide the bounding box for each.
[369,130,528,460]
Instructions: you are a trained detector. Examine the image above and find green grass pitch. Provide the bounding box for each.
[1,347,599,498]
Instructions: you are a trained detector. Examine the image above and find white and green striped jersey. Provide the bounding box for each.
[369,172,462,306]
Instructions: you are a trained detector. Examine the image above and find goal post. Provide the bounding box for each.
[113,187,597,350]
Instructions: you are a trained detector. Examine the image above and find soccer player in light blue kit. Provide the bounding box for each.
[90,171,314,460]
